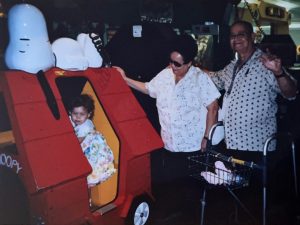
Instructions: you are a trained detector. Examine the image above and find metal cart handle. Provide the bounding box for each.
[207,149,262,169]
[207,122,262,169]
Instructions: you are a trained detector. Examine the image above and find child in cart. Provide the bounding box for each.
[69,94,116,187]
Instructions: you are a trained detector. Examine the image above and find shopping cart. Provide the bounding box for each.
[188,151,261,225]
[188,153,252,189]
[188,122,298,225]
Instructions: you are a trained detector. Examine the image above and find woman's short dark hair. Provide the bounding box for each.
[231,20,254,34]
[171,34,198,64]
[69,94,95,119]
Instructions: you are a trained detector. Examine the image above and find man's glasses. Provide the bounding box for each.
[169,59,184,68]
[230,32,249,40]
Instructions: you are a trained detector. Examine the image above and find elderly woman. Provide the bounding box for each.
[114,34,220,183]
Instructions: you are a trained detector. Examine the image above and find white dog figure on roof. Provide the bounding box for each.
[52,33,103,71]
[52,37,89,71]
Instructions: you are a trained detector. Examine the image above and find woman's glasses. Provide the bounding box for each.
[169,59,184,68]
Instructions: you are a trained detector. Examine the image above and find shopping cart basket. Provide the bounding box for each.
[189,152,252,190]
[188,150,260,225]
[188,122,298,225]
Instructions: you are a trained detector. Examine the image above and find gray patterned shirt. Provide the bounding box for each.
[210,48,281,151]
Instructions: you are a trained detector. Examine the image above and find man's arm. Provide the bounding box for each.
[274,68,297,98]
[113,66,149,94]
[260,53,297,98]
[201,99,219,151]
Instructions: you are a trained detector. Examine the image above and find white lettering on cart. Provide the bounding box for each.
[0,153,22,173]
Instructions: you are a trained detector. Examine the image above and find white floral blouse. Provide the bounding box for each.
[145,66,220,152]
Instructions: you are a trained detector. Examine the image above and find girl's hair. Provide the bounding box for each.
[69,94,95,119]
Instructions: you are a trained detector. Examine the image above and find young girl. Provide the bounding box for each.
[69,94,116,187]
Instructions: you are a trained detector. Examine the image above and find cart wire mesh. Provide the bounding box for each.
[188,152,252,190]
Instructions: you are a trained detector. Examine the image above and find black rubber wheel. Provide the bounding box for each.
[0,166,30,224]
[125,195,153,225]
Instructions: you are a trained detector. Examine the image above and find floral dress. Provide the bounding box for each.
[74,119,116,186]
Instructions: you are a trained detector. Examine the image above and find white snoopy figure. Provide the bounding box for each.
[5,3,55,74]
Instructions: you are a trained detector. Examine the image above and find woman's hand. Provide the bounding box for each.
[201,138,207,152]
[113,66,127,80]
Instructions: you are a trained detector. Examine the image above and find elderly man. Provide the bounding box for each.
[210,20,297,154]
[209,20,297,224]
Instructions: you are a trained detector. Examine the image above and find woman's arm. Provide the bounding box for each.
[201,99,219,151]
[113,66,149,94]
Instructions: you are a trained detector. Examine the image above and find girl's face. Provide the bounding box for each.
[70,106,91,126]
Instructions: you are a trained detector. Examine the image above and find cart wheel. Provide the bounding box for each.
[0,167,30,224]
[126,195,152,225]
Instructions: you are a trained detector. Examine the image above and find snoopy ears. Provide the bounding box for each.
[52,37,88,71]
[77,33,103,68]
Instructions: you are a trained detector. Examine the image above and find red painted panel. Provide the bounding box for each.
[24,133,91,190]
[100,93,146,123]
[88,67,131,96]
[44,178,90,225]
[3,71,51,104]
[13,100,72,142]
[126,155,151,195]
[118,118,163,156]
